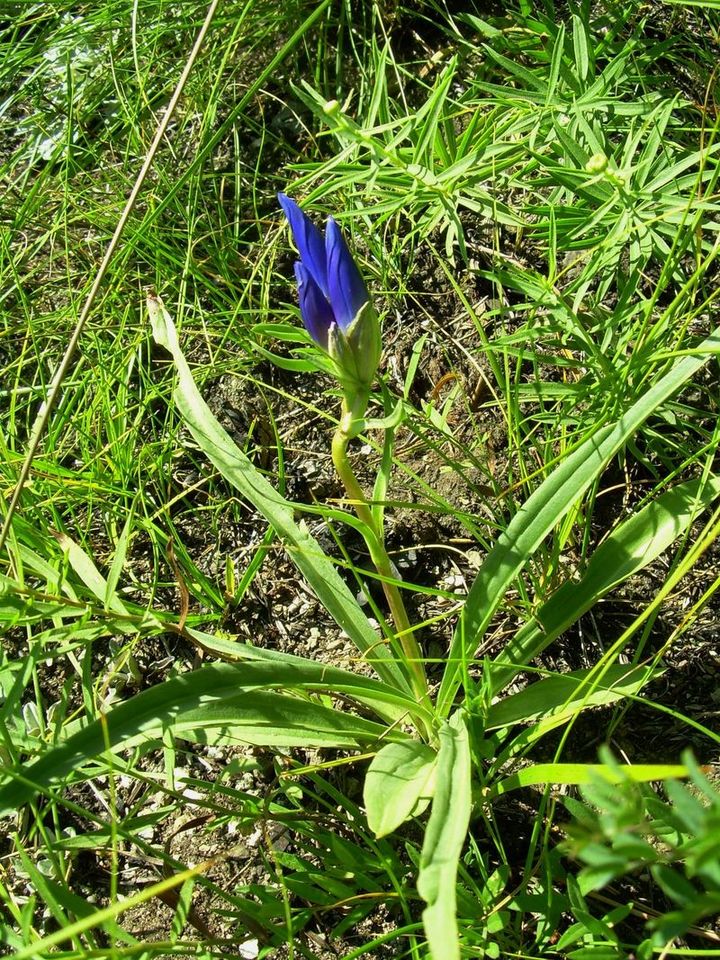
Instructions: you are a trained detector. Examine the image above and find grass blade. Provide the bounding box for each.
[485,664,659,730]
[486,762,690,800]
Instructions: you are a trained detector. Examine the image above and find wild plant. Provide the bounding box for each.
[2,192,718,957]
[2,2,720,957]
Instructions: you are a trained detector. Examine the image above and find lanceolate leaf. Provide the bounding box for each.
[485,762,690,800]
[0,662,410,816]
[490,474,720,693]
[364,740,437,838]
[485,664,659,730]
[184,627,433,726]
[148,295,410,694]
[436,330,720,717]
[417,711,471,960]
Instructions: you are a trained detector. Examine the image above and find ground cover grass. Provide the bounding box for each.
[1,0,720,957]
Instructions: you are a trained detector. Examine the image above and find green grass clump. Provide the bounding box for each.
[2,1,720,957]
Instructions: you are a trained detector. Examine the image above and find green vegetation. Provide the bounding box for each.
[2,1,720,957]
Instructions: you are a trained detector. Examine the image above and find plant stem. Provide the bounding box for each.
[332,395,430,710]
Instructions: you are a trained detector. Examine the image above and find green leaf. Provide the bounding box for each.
[0,661,410,815]
[105,505,134,609]
[571,14,591,83]
[52,531,131,621]
[364,740,437,838]
[652,864,698,907]
[437,330,720,717]
[490,474,720,693]
[148,295,410,694]
[417,711,471,960]
[485,665,659,730]
[486,762,690,800]
[184,627,432,726]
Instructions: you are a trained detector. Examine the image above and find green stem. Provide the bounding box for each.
[332,395,430,712]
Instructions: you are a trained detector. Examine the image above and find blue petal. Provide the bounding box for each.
[279,193,328,296]
[325,217,370,331]
[294,262,335,349]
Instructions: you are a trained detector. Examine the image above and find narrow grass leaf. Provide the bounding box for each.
[486,762,690,799]
[413,59,457,166]
[485,665,659,730]
[572,14,591,83]
[7,857,215,960]
[544,22,565,104]
[104,504,134,609]
[52,531,130,619]
[13,847,77,944]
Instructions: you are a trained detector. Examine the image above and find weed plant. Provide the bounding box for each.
[1,1,720,958]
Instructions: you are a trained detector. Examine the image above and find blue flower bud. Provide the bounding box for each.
[293,262,334,350]
[278,193,328,298]
[325,217,371,330]
[279,193,380,390]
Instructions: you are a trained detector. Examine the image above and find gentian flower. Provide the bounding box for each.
[279,192,381,394]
